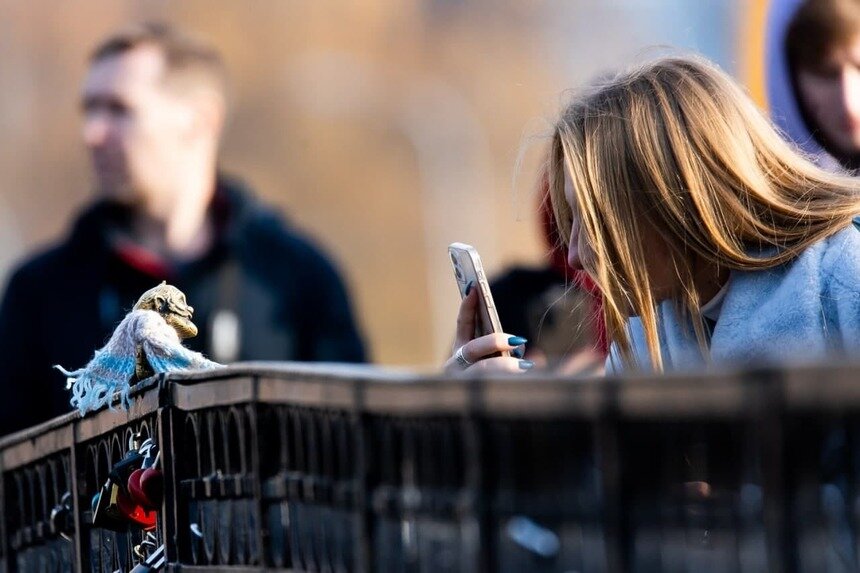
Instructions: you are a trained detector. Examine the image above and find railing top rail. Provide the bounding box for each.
[167,360,860,415]
[1,360,859,464]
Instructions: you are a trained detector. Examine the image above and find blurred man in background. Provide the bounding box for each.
[769,0,860,171]
[0,22,366,434]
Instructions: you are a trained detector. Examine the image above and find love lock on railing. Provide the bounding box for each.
[49,491,74,542]
[128,543,166,572]
[91,433,166,571]
[129,532,166,572]
[110,539,166,573]
[92,434,163,532]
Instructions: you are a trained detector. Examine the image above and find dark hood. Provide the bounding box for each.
[766,0,842,169]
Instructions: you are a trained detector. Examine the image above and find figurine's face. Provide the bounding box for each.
[161,290,198,339]
[134,282,198,339]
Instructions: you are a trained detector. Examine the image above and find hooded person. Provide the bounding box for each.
[767,0,860,171]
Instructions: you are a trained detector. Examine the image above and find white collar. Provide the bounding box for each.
[700,276,731,322]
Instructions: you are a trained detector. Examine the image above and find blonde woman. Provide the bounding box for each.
[448,55,860,374]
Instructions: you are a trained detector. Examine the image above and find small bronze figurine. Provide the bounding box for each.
[132,282,199,381]
[57,282,221,414]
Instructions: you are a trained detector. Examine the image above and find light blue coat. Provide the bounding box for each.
[607,220,860,373]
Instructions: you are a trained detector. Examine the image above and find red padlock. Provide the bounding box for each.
[115,485,157,530]
[127,468,155,510]
[140,467,164,509]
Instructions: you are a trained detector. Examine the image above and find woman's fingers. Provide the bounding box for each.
[446,284,531,373]
[444,332,529,373]
[461,333,527,363]
[453,283,479,348]
[465,356,534,373]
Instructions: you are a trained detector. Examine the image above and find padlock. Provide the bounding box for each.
[128,466,164,511]
[137,436,153,452]
[92,481,128,532]
[139,440,158,469]
[115,486,157,530]
[109,449,145,490]
[129,543,165,572]
[49,492,74,541]
[133,535,158,561]
[140,468,164,508]
[128,468,152,509]
[109,432,148,488]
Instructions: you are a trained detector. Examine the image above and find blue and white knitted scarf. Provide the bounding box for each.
[56,309,221,414]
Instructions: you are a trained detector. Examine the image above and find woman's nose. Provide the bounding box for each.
[567,239,584,271]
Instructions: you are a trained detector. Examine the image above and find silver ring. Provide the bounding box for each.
[454,345,472,369]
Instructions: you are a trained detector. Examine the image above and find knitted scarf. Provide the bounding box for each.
[56,310,221,414]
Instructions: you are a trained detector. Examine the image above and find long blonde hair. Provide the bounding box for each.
[548,55,860,371]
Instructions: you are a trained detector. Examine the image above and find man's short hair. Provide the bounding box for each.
[786,0,860,72]
[91,22,228,101]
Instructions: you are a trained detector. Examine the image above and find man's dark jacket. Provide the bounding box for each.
[0,178,366,434]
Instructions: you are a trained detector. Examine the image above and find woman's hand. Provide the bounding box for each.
[444,284,534,374]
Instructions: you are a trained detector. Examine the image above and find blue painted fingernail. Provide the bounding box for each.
[512,346,525,358]
[519,360,535,370]
[508,336,528,346]
[465,281,474,295]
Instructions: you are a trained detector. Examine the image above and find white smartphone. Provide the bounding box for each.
[448,242,511,358]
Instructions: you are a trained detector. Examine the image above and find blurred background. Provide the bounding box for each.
[0,0,765,367]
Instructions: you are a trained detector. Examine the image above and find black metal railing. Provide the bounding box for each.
[1,361,860,572]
